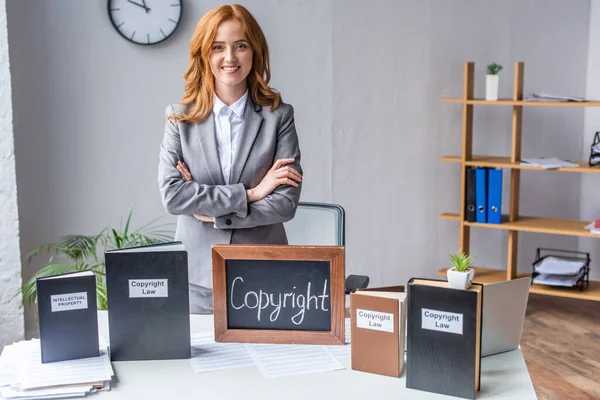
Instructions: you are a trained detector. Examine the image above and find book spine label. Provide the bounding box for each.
[421,308,463,335]
[356,308,394,333]
[129,279,169,298]
[51,292,88,312]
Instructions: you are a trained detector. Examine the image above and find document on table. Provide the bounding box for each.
[325,318,351,359]
[0,384,92,399]
[17,339,113,390]
[247,344,344,378]
[189,332,254,373]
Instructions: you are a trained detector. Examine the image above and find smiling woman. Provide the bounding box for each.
[157,5,304,314]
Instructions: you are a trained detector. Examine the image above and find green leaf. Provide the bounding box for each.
[123,208,134,238]
[19,264,76,306]
[112,229,122,249]
[19,207,174,309]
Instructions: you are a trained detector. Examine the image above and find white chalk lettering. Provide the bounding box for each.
[229,277,330,325]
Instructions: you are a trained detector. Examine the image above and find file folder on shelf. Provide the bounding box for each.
[465,167,476,222]
[475,168,487,223]
[487,168,502,224]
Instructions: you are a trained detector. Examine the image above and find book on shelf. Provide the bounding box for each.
[350,286,407,378]
[406,278,483,400]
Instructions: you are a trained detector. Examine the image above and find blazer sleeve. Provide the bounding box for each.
[213,103,302,229]
[158,104,249,218]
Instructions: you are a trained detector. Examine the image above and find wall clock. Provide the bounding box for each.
[107,0,183,45]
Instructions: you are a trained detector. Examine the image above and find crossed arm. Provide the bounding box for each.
[158,103,303,229]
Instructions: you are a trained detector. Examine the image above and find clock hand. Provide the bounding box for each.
[141,0,150,13]
[127,0,150,12]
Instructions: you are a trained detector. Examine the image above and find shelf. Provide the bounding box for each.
[438,213,599,238]
[439,212,461,221]
[439,155,600,173]
[436,267,600,301]
[441,98,600,107]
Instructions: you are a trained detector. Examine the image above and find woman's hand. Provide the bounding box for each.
[247,158,302,203]
[177,160,193,182]
[176,161,212,222]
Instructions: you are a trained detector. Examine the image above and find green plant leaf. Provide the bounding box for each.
[19,208,174,309]
[448,249,473,272]
[19,264,76,306]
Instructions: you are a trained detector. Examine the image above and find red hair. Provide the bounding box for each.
[173,4,281,122]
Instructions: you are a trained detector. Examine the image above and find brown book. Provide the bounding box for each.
[350,287,407,377]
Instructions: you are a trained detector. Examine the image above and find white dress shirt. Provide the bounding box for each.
[212,91,248,185]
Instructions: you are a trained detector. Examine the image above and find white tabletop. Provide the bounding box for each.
[98,312,537,400]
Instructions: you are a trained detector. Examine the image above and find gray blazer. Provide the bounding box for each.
[158,97,302,289]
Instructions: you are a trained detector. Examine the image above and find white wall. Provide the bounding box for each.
[6,0,591,335]
[0,0,24,347]
[581,0,600,281]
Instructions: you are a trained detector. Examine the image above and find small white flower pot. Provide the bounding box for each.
[447,268,474,290]
[486,74,499,101]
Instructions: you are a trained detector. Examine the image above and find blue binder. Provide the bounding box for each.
[475,168,487,223]
[487,168,503,224]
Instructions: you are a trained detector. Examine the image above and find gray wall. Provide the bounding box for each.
[0,0,24,348]
[581,0,600,281]
[6,0,592,335]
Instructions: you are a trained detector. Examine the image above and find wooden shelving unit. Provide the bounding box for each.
[438,61,600,301]
[440,156,600,173]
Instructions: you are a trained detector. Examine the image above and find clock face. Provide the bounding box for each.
[107,0,182,45]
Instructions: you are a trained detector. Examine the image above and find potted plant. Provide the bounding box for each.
[18,208,174,310]
[446,249,474,290]
[486,63,503,101]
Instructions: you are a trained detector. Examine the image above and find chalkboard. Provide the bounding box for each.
[212,244,345,345]
[226,260,331,331]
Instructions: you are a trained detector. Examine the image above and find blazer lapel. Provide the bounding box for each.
[230,99,263,184]
[195,112,225,186]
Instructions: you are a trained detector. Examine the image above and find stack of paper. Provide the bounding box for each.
[0,337,113,399]
[533,256,586,287]
[520,157,579,169]
[525,92,585,102]
[533,270,585,287]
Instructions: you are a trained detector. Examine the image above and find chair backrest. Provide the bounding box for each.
[284,202,345,246]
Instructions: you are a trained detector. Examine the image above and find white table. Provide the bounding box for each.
[98,312,537,399]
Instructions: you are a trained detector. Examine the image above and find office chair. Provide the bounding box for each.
[284,202,369,293]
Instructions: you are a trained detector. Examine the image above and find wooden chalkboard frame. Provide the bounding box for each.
[212,244,345,345]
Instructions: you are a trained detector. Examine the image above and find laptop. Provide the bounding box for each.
[481,276,531,357]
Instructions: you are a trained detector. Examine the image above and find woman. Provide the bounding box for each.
[158,4,303,314]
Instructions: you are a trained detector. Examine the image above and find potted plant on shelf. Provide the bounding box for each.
[486,62,503,101]
[447,249,475,290]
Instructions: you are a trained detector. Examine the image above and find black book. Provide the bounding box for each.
[105,242,191,361]
[465,167,477,222]
[406,278,483,400]
[36,270,99,363]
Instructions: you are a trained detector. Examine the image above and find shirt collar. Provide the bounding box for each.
[213,90,249,119]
